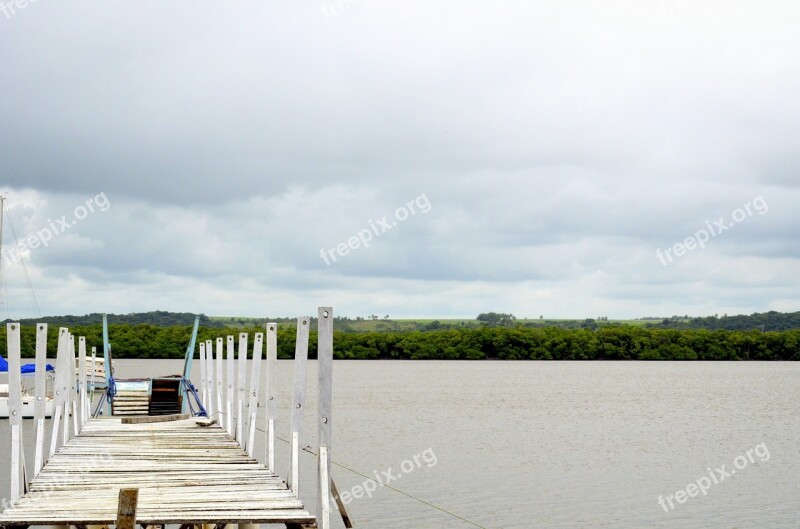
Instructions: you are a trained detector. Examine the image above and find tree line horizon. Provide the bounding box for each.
[1,310,799,361]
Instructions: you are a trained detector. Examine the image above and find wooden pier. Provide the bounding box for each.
[1,308,336,529]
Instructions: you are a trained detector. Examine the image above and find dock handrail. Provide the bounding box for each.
[3,307,337,529]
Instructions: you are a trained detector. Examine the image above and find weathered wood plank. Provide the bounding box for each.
[116,489,139,529]
[0,418,316,527]
[121,414,191,424]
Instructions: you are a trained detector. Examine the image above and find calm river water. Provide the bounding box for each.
[1,360,798,528]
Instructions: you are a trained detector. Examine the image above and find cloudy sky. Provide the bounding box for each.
[0,1,798,320]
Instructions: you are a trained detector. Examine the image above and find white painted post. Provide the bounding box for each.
[246,332,264,456]
[78,336,87,429]
[7,322,25,502]
[90,346,96,419]
[288,316,311,496]
[317,307,334,529]
[205,339,215,417]
[264,323,279,471]
[199,341,207,411]
[236,332,248,445]
[318,446,331,529]
[226,335,235,436]
[49,328,69,458]
[215,337,224,423]
[68,334,77,442]
[34,323,48,476]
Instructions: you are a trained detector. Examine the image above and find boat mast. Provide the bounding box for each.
[0,195,5,314]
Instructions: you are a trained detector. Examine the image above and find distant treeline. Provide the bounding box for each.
[1,324,798,361]
[646,311,800,332]
[4,310,800,333]
[331,327,800,360]
[1,311,224,328]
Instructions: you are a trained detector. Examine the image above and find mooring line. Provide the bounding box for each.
[294,440,492,529]
[235,417,491,529]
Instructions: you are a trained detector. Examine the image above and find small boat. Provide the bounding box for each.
[0,382,55,419]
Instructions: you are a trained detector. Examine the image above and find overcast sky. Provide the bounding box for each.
[1,1,798,320]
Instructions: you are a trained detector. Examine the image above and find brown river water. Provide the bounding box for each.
[1,360,798,528]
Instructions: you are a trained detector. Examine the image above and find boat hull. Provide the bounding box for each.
[0,397,55,419]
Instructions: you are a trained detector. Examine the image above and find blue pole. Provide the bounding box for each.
[102,314,112,415]
[181,316,200,413]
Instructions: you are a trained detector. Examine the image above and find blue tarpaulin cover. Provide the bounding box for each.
[0,354,55,373]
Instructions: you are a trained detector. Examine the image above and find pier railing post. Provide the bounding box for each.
[34,323,48,476]
[215,337,224,426]
[90,346,97,419]
[237,332,248,445]
[69,336,80,436]
[67,334,76,443]
[206,339,215,418]
[226,335,235,436]
[288,316,310,496]
[264,323,278,472]
[199,341,207,412]
[317,307,334,529]
[78,336,88,429]
[7,322,25,502]
[246,332,264,457]
[49,328,69,458]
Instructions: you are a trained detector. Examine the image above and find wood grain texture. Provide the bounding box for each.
[0,418,315,526]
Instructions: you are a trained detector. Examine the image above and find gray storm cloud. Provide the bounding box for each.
[0,0,798,318]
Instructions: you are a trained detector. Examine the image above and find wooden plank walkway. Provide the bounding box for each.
[0,417,317,527]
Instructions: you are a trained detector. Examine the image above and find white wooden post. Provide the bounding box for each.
[49,328,68,458]
[318,446,331,529]
[317,307,334,529]
[246,332,264,457]
[215,337,224,423]
[288,316,310,496]
[236,332,248,445]
[226,335,235,436]
[205,339,215,417]
[78,336,87,429]
[90,346,96,419]
[199,341,207,411]
[68,334,77,442]
[34,323,48,476]
[7,322,25,502]
[264,322,278,471]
